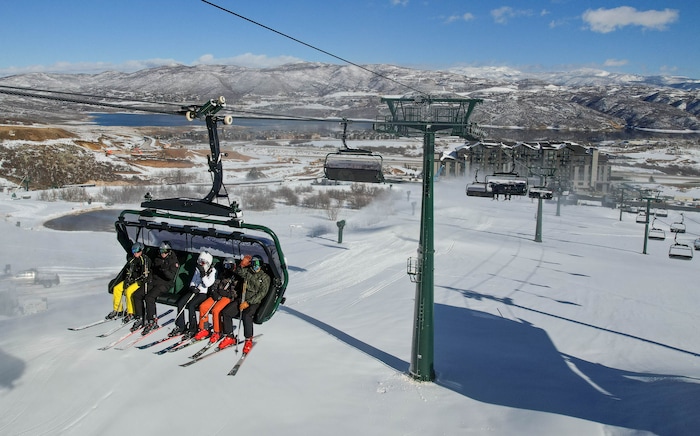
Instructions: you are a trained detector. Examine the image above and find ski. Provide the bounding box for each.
[99,329,139,351]
[116,318,174,350]
[167,337,202,353]
[68,318,115,331]
[189,341,216,359]
[181,334,261,368]
[227,336,261,376]
[96,319,130,337]
[137,332,181,350]
[154,335,195,355]
[180,343,228,367]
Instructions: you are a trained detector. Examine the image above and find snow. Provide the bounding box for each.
[0,179,699,436]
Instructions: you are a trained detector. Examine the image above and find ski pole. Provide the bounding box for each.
[236,282,247,354]
[173,291,196,331]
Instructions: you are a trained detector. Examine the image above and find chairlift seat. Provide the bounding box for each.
[324,150,384,183]
[466,183,493,197]
[648,228,666,240]
[669,243,693,259]
[528,187,553,200]
[670,223,686,233]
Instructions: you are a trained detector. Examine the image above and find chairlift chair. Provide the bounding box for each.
[636,211,647,224]
[670,213,686,233]
[323,120,384,183]
[485,172,528,197]
[528,186,554,200]
[109,97,289,325]
[465,170,493,197]
[668,233,693,260]
[648,218,666,240]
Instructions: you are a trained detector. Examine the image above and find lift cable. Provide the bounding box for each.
[0,84,378,128]
[0,86,177,115]
[201,0,426,97]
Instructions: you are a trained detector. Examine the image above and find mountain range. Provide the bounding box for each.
[1,63,699,142]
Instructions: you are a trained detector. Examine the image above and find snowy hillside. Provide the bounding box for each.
[0,178,699,435]
[1,62,699,135]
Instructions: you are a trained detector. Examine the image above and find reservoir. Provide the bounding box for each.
[44,209,121,232]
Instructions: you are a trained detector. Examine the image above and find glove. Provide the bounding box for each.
[189,285,199,294]
[196,264,205,276]
[239,301,249,311]
[211,290,221,301]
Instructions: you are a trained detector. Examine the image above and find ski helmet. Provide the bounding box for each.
[251,255,263,271]
[223,257,236,270]
[131,242,144,254]
[159,241,172,253]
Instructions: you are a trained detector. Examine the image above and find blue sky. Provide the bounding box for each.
[1,0,697,78]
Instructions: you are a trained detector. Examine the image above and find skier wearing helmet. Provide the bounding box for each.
[130,241,179,334]
[218,254,270,352]
[106,242,151,323]
[171,251,217,338]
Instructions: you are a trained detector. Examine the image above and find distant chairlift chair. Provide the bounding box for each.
[648,218,666,241]
[323,120,384,183]
[668,233,693,260]
[670,213,686,233]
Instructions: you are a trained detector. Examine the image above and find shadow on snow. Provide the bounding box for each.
[435,302,700,435]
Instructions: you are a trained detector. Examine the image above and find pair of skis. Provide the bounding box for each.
[179,334,261,376]
[97,309,174,350]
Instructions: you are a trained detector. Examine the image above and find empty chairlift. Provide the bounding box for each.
[466,170,493,197]
[636,210,647,224]
[668,233,693,260]
[323,120,384,183]
[648,218,666,241]
[670,213,686,233]
[528,186,554,200]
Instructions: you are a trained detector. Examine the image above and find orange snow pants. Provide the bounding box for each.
[197,296,231,333]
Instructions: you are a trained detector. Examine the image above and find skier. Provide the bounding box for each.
[219,254,270,352]
[130,241,179,333]
[170,251,216,338]
[106,242,151,323]
[193,257,240,343]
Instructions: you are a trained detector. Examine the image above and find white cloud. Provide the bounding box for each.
[390,0,409,6]
[491,6,533,24]
[0,53,303,76]
[604,58,628,67]
[582,6,679,33]
[445,13,475,24]
[195,53,303,68]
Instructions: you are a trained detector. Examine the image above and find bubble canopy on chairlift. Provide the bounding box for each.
[111,97,288,324]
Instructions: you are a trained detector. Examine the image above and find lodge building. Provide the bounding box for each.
[438,140,611,194]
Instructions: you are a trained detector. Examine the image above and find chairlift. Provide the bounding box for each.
[648,218,666,240]
[655,208,668,217]
[466,170,493,197]
[485,172,528,197]
[528,186,553,200]
[323,120,384,183]
[635,211,647,224]
[109,97,288,325]
[670,213,686,233]
[668,233,693,260]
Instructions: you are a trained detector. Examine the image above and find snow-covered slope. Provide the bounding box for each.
[0,179,698,435]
